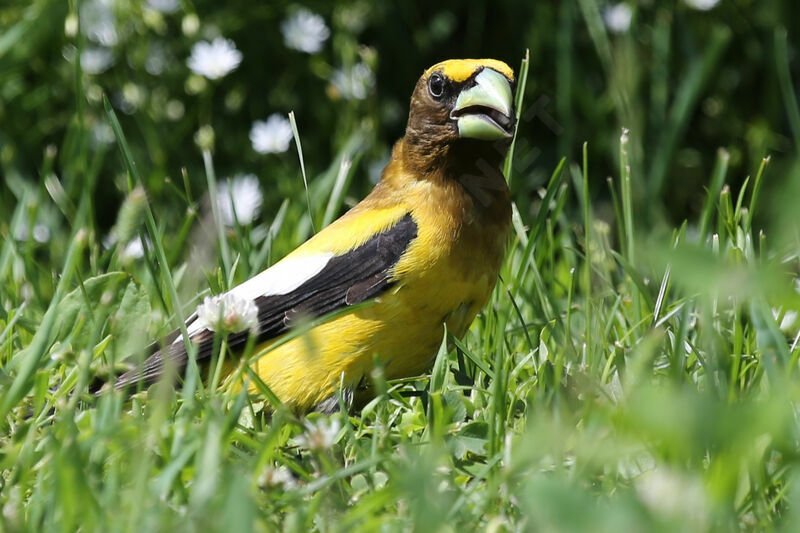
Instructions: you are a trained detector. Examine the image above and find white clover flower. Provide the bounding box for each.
[683,0,720,10]
[146,0,180,14]
[80,0,118,46]
[295,417,341,451]
[195,293,259,334]
[330,62,375,100]
[217,174,263,226]
[250,114,294,154]
[604,3,632,34]
[258,465,297,490]
[81,47,113,75]
[187,37,242,80]
[281,8,330,54]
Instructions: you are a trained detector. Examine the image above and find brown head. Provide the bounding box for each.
[402,59,517,174]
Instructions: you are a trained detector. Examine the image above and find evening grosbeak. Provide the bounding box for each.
[111,59,517,413]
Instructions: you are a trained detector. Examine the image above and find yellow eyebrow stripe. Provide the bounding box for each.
[424,59,515,83]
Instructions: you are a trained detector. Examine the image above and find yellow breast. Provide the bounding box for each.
[235,157,510,412]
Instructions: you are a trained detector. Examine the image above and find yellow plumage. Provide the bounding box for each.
[245,149,509,409]
[425,58,515,83]
[113,59,517,413]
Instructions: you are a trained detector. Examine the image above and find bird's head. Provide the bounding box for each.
[404,59,516,165]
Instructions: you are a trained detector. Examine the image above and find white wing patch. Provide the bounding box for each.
[228,253,334,301]
[180,253,334,340]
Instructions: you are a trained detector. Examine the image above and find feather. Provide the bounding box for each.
[110,214,417,391]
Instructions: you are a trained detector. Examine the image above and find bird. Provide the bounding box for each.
[109,59,517,413]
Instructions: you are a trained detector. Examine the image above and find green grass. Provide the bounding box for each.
[3,112,800,531]
[2,2,800,531]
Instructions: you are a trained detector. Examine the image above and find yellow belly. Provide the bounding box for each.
[227,159,510,412]
[236,262,493,412]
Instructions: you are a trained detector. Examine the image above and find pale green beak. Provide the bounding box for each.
[451,68,515,141]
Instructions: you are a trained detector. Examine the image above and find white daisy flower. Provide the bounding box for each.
[250,114,294,154]
[330,62,374,100]
[295,417,341,451]
[281,8,330,54]
[195,293,259,334]
[604,3,632,34]
[683,0,720,10]
[217,174,263,226]
[187,37,242,80]
[81,47,113,75]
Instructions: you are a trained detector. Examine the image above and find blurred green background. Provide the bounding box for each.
[2,0,798,232]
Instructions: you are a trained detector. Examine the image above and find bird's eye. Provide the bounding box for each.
[428,73,445,99]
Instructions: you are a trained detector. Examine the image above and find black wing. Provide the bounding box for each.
[108,213,418,391]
